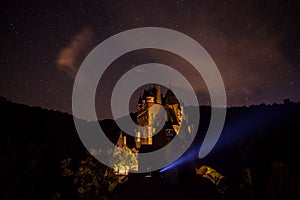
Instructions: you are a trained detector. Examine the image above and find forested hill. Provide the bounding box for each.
[0,97,118,199]
[0,96,300,199]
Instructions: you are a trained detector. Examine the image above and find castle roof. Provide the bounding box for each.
[164,89,179,105]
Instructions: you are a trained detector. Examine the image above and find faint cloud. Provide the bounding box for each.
[56,28,94,79]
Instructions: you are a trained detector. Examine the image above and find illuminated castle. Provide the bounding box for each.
[134,85,183,149]
[112,85,194,173]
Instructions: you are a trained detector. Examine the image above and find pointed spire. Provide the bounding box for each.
[138,95,142,104]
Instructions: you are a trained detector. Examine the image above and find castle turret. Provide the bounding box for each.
[138,95,142,108]
[156,85,162,104]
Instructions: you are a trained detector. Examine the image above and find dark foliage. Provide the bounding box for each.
[0,96,299,199]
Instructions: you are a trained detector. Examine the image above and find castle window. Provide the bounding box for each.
[136,132,140,142]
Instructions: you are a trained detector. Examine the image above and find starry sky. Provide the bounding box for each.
[1,0,300,119]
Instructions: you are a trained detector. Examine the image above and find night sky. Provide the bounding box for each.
[1,0,300,119]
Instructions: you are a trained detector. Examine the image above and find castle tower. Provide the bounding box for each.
[135,85,184,149]
[156,85,162,104]
[138,95,142,109]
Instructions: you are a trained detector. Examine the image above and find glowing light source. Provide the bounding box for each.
[159,147,198,172]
